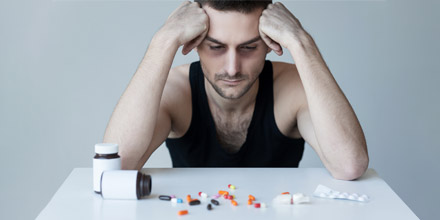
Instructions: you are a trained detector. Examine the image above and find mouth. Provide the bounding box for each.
[221,79,243,86]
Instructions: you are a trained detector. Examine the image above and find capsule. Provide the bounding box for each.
[211,199,220,206]
[207,204,212,210]
[254,203,261,208]
[231,200,238,206]
[159,195,171,201]
[218,190,229,196]
[189,199,201,206]
[261,203,267,208]
[247,199,253,205]
[177,198,183,203]
[178,210,188,216]
[227,195,233,200]
[186,195,192,202]
[228,184,236,190]
[281,192,290,195]
[171,198,178,203]
[249,195,256,201]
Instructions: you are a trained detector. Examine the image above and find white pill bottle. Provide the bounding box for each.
[93,143,121,193]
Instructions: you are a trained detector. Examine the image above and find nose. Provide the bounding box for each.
[225,50,241,76]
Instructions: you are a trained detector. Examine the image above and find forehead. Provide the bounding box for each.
[203,6,263,45]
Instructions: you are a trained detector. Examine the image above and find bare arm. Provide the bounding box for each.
[103,1,208,169]
[260,3,368,180]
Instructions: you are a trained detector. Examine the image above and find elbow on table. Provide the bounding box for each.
[332,158,369,181]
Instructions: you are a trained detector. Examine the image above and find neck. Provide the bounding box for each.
[204,78,259,115]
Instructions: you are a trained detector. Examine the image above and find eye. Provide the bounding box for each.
[209,46,224,50]
[241,46,257,51]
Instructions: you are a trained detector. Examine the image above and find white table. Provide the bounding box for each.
[37,168,419,219]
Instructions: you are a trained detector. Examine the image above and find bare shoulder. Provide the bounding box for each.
[271,61,306,138]
[272,61,304,98]
[162,63,192,138]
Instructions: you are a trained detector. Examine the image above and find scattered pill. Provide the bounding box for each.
[247,199,253,205]
[186,195,191,202]
[228,184,236,190]
[211,199,220,206]
[211,194,220,199]
[228,184,231,188]
[228,195,233,200]
[177,198,183,203]
[201,193,208,198]
[177,210,188,216]
[159,195,172,201]
[189,199,201,206]
[254,203,261,208]
[198,192,202,197]
[224,194,229,199]
[249,195,256,201]
[281,192,290,195]
[219,190,229,196]
[171,195,176,198]
[261,203,267,208]
[171,198,178,203]
[207,204,212,210]
[231,200,238,206]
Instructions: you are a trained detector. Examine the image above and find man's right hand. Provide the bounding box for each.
[159,1,209,55]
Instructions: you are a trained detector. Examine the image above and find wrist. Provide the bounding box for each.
[286,31,313,52]
[151,28,180,51]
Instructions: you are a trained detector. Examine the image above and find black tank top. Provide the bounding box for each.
[165,60,304,167]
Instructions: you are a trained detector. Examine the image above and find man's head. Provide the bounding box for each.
[195,0,273,100]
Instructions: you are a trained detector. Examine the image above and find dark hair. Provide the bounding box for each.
[194,0,272,14]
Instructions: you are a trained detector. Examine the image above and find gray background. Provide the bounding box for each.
[1,0,438,219]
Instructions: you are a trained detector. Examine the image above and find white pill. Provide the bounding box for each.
[171,198,178,203]
[261,203,267,208]
[348,195,357,200]
[201,193,208,198]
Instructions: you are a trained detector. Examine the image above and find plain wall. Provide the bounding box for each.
[1,0,439,219]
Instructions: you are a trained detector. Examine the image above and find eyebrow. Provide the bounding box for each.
[205,36,261,46]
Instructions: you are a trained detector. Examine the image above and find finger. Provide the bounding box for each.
[259,28,283,56]
[182,29,207,55]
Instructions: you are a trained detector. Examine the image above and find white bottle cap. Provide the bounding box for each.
[95,143,119,154]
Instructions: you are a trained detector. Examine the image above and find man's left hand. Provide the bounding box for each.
[259,2,307,56]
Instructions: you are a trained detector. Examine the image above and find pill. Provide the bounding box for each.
[198,192,202,197]
[247,199,253,205]
[201,193,208,198]
[261,203,267,208]
[177,210,188,216]
[228,184,236,190]
[186,195,192,202]
[171,195,176,198]
[171,198,178,203]
[189,199,201,206]
[249,195,256,201]
[159,195,172,201]
[228,184,231,188]
[231,200,238,206]
[254,203,260,208]
[177,198,183,203]
[211,199,220,206]
[219,190,229,196]
[228,195,233,200]
[281,192,290,195]
[224,194,228,199]
[211,194,220,199]
[207,204,212,210]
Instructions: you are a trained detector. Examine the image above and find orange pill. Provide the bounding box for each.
[281,192,290,195]
[186,195,191,202]
[218,190,229,196]
[247,199,253,205]
[248,195,256,201]
[178,210,188,216]
[231,200,238,206]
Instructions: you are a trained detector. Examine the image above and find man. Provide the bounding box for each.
[103,0,369,180]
